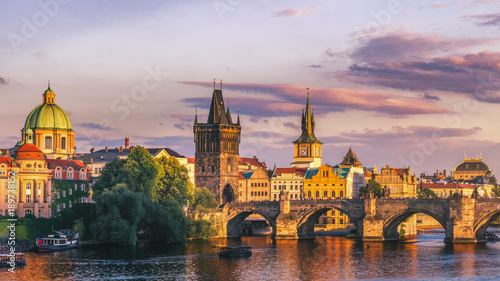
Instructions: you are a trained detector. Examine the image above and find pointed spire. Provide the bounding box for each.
[226,99,233,124]
[220,79,222,90]
[48,80,51,90]
[293,88,321,144]
[237,108,240,125]
[194,107,198,124]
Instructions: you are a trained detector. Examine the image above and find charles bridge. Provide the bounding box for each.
[218,195,500,243]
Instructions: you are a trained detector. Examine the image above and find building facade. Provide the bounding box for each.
[453,155,491,181]
[374,165,417,197]
[338,148,366,198]
[291,91,322,168]
[270,168,306,201]
[194,86,241,203]
[238,166,271,202]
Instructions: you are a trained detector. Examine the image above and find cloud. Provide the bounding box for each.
[464,13,500,27]
[77,122,113,131]
[272,7,318,17]
[181,81,447,118]
[423,93,441,101]
[174,123,191,131]
[340,32,500,103]
[283,121,300,130]
[308,64,323,68]
[0,77,7,85]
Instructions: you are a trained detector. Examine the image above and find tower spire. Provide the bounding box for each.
[220,79,222,90]
[237,108,240,125]
[213,78,216,90]
[194,107,198,124]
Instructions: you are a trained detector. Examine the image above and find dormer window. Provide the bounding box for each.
[80,168,86,180]
[67,167,74,179]
[55,166,62,178]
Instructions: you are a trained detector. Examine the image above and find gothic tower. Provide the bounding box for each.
[291,90,322,168]
[194,81,241,203]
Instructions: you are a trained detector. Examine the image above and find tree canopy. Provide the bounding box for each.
[359,179,384,198]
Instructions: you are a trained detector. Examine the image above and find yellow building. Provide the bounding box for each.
[0,143,52,218]
[453,155,491,181]
[374,165,417,197]
[303,165,348,228]
[21,83,75,159]
[238,166,271,202]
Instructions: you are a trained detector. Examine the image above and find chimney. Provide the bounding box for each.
[119,146,123,153]
[105,147,108,153]
[125,137,130,149]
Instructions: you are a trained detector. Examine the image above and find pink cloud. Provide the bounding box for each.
[272,7,318,17]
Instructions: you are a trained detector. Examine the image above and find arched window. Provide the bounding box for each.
[24,209,32,216]
[332,191,335,198]
[55,166,62,178]
[340,191,344,198]
[38,209,41,218]
[80,168,86,180]
[324,191,328,198]
[61,137,66,149]
[67,167,74,179]
[308,191,311,197]
[45,136,52,149]
[315,191,319,198]
[26,182,32,203]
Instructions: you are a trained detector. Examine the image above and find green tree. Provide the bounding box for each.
[125,146,161,200]
[191,187,218,213]
[139,198,188,243]
[417,187,438,199]
[91,184,145,245]
[156,156,193,206]
[72,218,86,238]
[359,179,384,198]
[91,158,130,196]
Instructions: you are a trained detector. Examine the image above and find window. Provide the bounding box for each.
[340,191,344,198]
[308,191,311,197]
[61,137,66,149]
[251,191,254,196]
[332,191,335,197]
[67,167,74,179]
[38,188,41,202]
[0,165,5,176]
[80,169,86,180]
[55,167,62,178]
[69,201,72,208]
[69,188,72,195]
[62,190,66,197]
[316,191,319,197]
[324,191,328,198]
[45,136,52,149]
[26,182,32,203]
[25,209,32,216]
[75,183,78,190]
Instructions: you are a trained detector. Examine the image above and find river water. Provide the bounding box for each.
[3,229,500,280]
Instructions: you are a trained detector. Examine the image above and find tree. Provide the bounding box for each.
[72,218,85,238]
[187,187,219,239]
[91,184,145,245]
[91,158,130,196]
[492,183,500,197]
[359,179,383,198]
[138,198,188,243]
[417,187,438,199]
[191,187,218,213]
[156,156,193,206]
[125,146,161,200]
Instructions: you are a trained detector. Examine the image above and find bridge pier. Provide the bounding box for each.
[275,192,299,239]
[358,198,386,241]
[445,198,477,243]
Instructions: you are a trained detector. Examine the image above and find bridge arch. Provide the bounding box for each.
[221,181,238,204]
[383,209,447,240]
[473,209,500,242]
[226,210,276,237]
[296,203,360,239]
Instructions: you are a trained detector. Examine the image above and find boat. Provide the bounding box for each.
[33,231,79,252]
[218,246,252,258]
[0,253,26,267]
[213,243,227,248]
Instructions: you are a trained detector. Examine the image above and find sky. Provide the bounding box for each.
[2,0,500,176]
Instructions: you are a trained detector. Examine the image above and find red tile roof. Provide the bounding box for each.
[273,168,306,177]
[0,156,17,167]
[422,183,475,190]
[239,157,263,168]
[187,157,195,164]
[46,159,87,170]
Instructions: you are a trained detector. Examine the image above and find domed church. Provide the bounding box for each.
[21,83,75,159]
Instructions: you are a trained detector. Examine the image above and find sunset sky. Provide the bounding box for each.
[2,0,500,175]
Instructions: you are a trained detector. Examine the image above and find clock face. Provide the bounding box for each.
[300,148,308,156]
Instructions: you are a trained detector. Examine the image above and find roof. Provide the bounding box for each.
[339,147,362,166]
[206,89,235,125]
[304,167,349,179]
[46,159,88,170]
[422,183,475,190]
[240,171,254,179]
[293,93,322,144]
[14,143,44,160]
[273,168,306,177]
[187,157,194,164]
[0,156,17,167]
[454,159,490,172]
[24,85,72,131]
[239,157,264,168]
[74,147,184,163]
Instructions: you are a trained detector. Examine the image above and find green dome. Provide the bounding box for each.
[24,85,72,131]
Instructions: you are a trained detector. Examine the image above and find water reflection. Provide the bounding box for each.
[2,232,500,280]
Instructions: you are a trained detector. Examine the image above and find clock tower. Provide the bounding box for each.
[291,90,322,168]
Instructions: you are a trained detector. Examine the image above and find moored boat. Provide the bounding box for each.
[33,231,79,252]
[218,246,252,258]
[0,253,26,267]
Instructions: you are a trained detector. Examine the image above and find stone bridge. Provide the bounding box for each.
[218,197,500,243]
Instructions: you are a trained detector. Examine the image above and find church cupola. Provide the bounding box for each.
[43,81,56,104]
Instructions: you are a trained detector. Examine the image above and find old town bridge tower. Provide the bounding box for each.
[194,82,241,204]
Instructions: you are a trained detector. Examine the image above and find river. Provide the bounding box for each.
[2,229,500,280]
